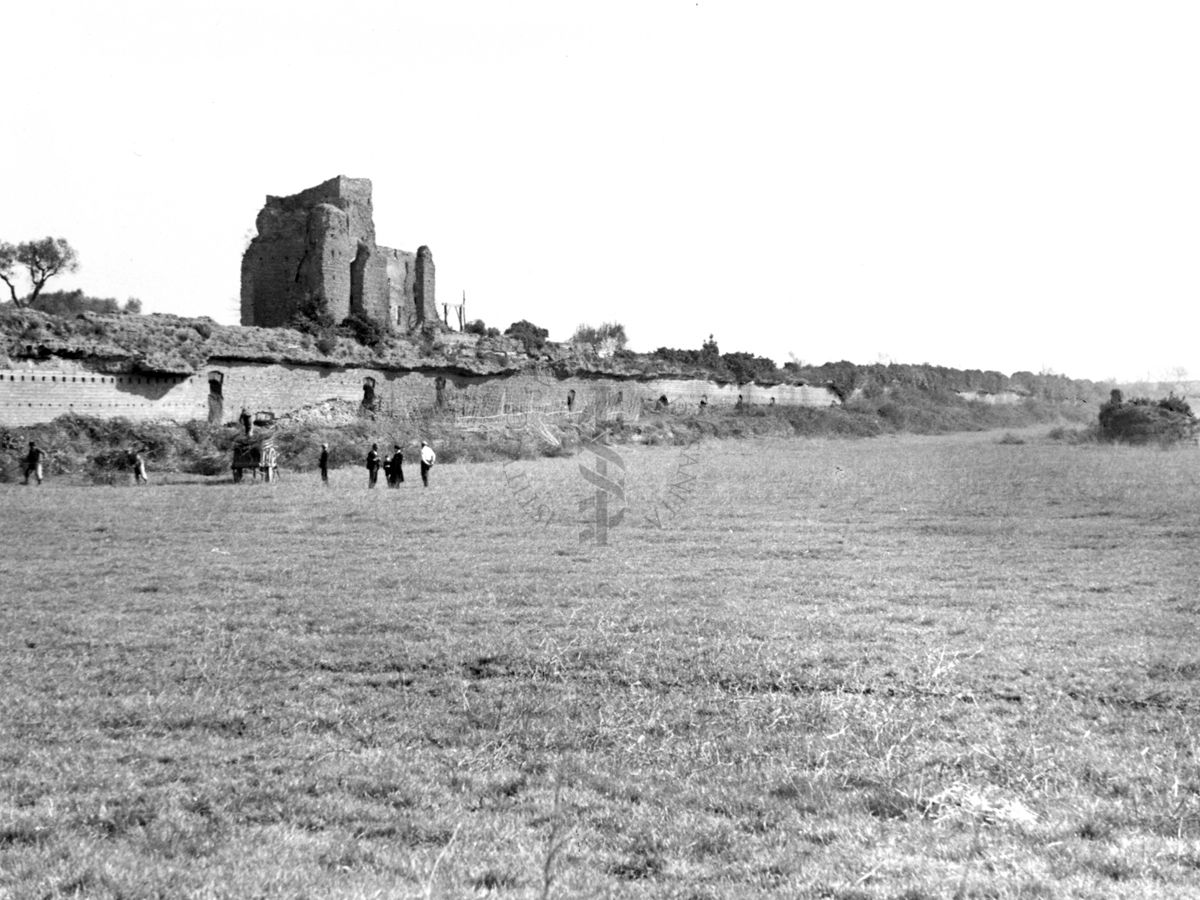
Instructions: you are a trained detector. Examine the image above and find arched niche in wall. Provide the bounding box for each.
[208,371,224,425]
[567,388,576,411]
[362,376,377,411]
[434,375,447,409]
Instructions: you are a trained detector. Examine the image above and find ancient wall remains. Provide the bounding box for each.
[414,247,435,327]
[384,249,417,331]
[0,358,840,427]
[241,176,432,333]
[0,362,202,425]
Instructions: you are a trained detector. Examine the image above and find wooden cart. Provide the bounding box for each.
[231,433,279,482]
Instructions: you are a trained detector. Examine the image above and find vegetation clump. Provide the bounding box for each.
[504,319,550,355]
[1097,389,1197,444]
[571,321,628,355]
[463,319,501,338]
[339,313,386,349]
[652,335,784,384]
[0,414,239,483]
[26,289,142,317]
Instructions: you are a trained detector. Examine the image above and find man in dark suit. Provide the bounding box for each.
[366,443,381,488]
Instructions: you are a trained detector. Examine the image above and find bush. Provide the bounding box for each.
[504,320,550,355]
[28,289,121,317]
[0,414,196,480]
[1100,404,1197,444]
[1158,392,1193,417]
[1098,391,1198,444]
[290,293,336,336]
[721,351,781,384]
[341,313,386,348]
[464,319,501,338]
[571,322,628,352]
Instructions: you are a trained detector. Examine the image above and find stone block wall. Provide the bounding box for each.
[309,203,353,322]
[0,357,841,427]
[0,362,205,425]
[384,250,417,330]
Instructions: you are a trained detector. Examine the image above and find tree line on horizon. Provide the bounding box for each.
[449,314,1116,403]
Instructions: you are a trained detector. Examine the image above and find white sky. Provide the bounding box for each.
[3,0,1197,382]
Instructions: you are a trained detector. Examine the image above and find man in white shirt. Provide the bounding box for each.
[419,441,436,487]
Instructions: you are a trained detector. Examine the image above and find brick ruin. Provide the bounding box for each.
[240,176,436,333]
[0,360,842,427]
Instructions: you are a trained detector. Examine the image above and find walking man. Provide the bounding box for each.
[239,407,252,436]
[419,440,436,487]
[319,443,329,484]
[23,442,44,485]
[366,443,381,488]
[389,444,405,487]
[131,449,149,484]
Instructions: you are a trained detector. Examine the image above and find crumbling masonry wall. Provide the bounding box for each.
[241,176,435,332]
[0,359,840,427]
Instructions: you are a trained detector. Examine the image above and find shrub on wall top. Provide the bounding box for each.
[340,314,386,349]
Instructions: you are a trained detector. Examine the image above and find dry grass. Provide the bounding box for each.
[1,428,1198,898]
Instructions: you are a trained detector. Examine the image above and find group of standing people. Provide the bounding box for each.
[16,435,436,488]
[365,443,406,488]
[318,440,436,488]
[364,441,436,488]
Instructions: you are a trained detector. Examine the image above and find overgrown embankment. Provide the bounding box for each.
[0,390,1092,483]
[1,308,1109,481]
[0,307,524,376]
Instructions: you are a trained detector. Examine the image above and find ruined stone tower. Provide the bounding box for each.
[240,176,436,332]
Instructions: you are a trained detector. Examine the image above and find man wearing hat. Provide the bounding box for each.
[23,441,44,485]
[419,441,436,487]
[366,443,381,488]
[388,444,405,487]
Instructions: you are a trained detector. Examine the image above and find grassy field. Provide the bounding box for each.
[1,429,1198,898]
